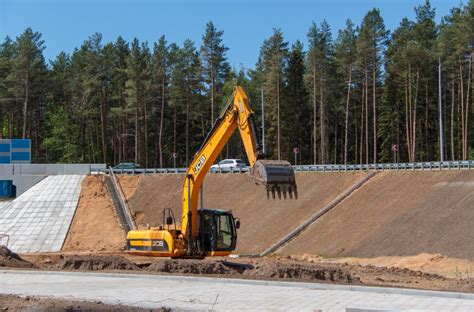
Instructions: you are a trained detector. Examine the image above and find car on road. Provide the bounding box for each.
[210,159,246,170]
[112,162,141,169]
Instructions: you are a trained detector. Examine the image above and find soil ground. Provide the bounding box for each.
[122,172,367,253]
[0,293,167,311]
[117,175,140,202]
[0,246,33,268]
[278,171,474,260]
[62,176,125,252]
[9,251,474,294]
[293,253,474,280]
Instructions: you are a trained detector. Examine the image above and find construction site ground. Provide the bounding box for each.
[0,248,471,294]
[0,293,167,311]
[3,170,474,299]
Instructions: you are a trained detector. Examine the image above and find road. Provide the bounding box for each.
[1,270,474,311]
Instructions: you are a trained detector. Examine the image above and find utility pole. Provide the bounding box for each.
[439,58,444,162]
[261,87,265,155]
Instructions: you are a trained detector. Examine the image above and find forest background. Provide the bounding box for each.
[0,0,473,167]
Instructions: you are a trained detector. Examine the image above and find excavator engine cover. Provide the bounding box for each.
[250,160,297,198]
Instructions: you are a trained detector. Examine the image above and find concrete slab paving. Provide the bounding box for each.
[0,175,84,253]
[1,270,473,311]
[0,201,11,210]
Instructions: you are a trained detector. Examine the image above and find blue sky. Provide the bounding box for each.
[0,0,460,69]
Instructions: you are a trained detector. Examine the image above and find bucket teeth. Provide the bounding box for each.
[265,183,298,200]
[251,160,297,200]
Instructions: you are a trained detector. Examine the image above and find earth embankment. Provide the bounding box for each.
[62,176,125,252]
[123,172,367,253]
[278,170,474,260]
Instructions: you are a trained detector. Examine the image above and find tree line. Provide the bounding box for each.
[0,0,473,167]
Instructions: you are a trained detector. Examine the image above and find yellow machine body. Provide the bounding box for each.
[127,228,186,258]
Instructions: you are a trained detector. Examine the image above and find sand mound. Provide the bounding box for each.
[279,171,474,260]
[62,176,125,252]
[0,246,34,268]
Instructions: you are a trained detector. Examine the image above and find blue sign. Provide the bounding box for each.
[0,139,31,164]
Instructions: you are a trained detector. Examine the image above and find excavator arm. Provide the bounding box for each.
[181,86,261,244]
[126,86,296,258]
[181,86,296,255]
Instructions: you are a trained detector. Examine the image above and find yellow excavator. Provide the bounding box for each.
[126,86,297,258]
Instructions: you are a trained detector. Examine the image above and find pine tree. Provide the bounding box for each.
[306,21,333,164]
[169,39,203,165]
[151,36,171,168]
[200,22,230,125]
[357,9,388,164]
[43,52,78,162]
[8,28,47,141]
[0,37,15,138]
[256,29,288,160]
[110,36,130,164]
[334,19,356,164]
[125,38,151,166]
[283,41,310,163]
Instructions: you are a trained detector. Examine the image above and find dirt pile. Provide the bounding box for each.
[146,259,242,275]
[58,255,139,271]
[0,294,168,311]
[12,253,474,292]
[62,175,125,252]
[313,253,474,279]
[123,172,367,253]
[0,246,34,268]
[55,254,357,284]
[279,171,474,260]
[146,258,356,283]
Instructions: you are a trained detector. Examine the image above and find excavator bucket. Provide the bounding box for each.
[250,160,297,199]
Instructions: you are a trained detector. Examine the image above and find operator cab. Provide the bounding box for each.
[198,209,239,254]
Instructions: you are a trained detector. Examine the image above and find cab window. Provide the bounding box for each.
[215,214,233,250]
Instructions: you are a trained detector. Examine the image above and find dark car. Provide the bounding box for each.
[112,162,141,169]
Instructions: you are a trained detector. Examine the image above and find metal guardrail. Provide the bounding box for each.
[106,167,136,232]
[293,160,474,172]
[98,160,474,175]
[100,167,250,175]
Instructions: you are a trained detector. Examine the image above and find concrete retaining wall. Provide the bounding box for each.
[0,164,105,196]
